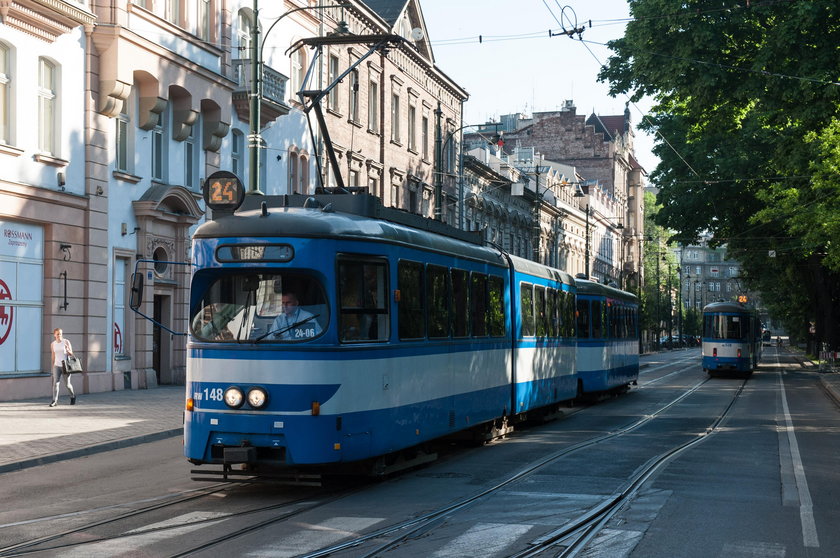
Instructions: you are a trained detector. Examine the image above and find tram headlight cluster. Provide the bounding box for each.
[223,386,269,410]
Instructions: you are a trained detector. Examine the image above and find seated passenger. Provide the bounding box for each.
[271,292,322,340]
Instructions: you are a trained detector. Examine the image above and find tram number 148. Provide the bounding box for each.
[194,388,224,402]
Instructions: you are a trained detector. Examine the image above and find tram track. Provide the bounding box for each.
[287,374,725,558]
[0,482,361,557]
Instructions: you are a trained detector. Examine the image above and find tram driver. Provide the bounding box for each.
[271,291,322,340]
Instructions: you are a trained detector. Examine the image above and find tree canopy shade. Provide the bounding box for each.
[599,0,840,351]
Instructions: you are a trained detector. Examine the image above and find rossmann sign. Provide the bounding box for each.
[1,221,43,260]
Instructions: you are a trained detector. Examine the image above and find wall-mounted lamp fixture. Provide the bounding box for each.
[59,243,72,261]
[95,185,104,196]
[57,172,66,191]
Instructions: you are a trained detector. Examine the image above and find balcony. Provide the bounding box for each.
[232,59,291,128]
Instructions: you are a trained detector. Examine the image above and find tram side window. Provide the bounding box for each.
[547,288,558,337]
[562,291,575,338]
[520,283,535,337]
[535,286,548,337]
[452,269,469,338]
[488,275,505,337]
[427,265,450,338]
[591,300,604,338]
[338,259,389,342]
[398,261,425,339]
[576,298,590,339]
[470,273,487,337]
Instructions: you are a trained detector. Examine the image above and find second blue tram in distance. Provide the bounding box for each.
[174,176,638,477]
[701,302,762,375]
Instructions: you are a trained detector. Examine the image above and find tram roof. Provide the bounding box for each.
[195,194,508,267]
[703,301,756,314]
[574,277,638,303]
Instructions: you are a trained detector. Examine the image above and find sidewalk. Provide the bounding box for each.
[0,386,185,474]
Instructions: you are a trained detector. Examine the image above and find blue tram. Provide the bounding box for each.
[574,278,640,394]
[184,190,584,473]
[701,302,762,375]
[172,176,638,475]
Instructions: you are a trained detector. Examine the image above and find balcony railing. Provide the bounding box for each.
[232,59,291,127]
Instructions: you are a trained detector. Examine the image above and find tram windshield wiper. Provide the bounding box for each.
[253,314,321,343]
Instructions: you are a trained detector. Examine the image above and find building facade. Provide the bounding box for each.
[0,0,471,401]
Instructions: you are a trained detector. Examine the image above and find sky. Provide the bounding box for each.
[419,0,658,173]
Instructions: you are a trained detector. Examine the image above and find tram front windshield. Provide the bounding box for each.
[191,273,327,342]
[704,314,748,340]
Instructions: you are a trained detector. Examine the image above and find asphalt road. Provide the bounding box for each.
[1,348,837,558]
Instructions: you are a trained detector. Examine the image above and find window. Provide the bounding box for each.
[520,283,534,337]
[0,44,9,144]
[185,118,199,189]
[452,269,469,337]
[37,58,56,155]
[407,104,416,151]
[116,111,131,173]
[591,300,603,338]
[197,0,211,41]
[488,276,505,336]
[348,69,359,122]
[421,115,429,159]
[165,0,181,27]
[290,48,306,98]
[288,151,298,193]
[299,154,309,193]
[328,53,339,111]
[535,286,548,337]
[390,92,400,142]
[368,78,379,130]
[470,273,487,337]
[151,109,167,181]
[191,272,327,342]
[231,129,243,177]
[576,299,590,339]
[237,10,253,56]
[338,259,389,342]
[427,265,449,338]
[398,260,425,339]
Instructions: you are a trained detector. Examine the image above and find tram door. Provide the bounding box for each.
[152,294,172,385]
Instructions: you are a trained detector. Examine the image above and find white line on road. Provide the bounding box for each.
[778,371,820,548]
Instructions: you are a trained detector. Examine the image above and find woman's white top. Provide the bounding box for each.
[51,339,71,365]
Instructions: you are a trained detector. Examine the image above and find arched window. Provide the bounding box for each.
[288,151,298,194]
[299,154,309,193]
[289,48,306,100]
[236,8,254,58]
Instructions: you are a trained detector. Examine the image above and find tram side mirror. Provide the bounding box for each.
[129,272,144,310]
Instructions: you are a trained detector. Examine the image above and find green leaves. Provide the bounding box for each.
[603,0,840,348]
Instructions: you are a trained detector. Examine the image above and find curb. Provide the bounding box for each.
[0,428,183,475]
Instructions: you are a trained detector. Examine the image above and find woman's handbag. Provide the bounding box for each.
[63,355,83,374]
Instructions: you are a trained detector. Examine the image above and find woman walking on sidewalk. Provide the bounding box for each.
[49,328,76,407]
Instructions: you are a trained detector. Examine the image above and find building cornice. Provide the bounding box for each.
[0,0,96,42]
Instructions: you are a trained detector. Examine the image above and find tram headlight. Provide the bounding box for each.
[247,387,269,409]
[223,387,245,409]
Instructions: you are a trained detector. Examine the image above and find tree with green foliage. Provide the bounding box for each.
[600,0,840,352]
